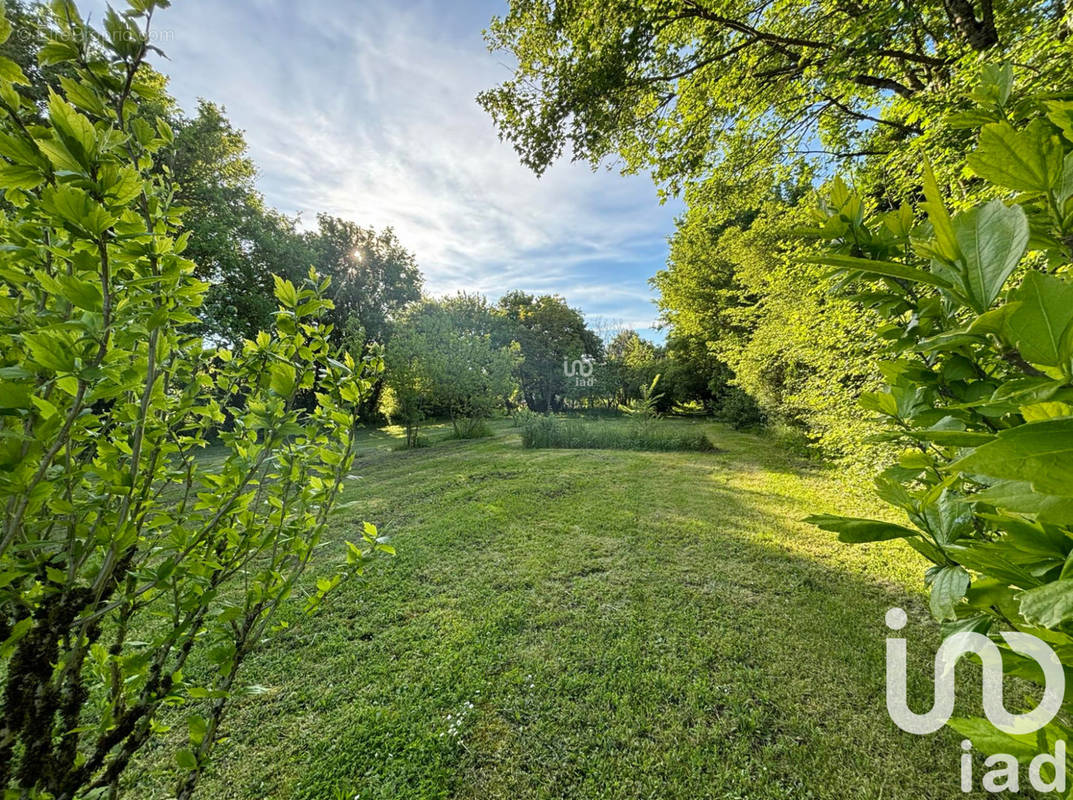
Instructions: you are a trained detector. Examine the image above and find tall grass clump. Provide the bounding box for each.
[522,417,715,453]
[447,418,494,440]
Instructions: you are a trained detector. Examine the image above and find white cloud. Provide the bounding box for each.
[84,0,678,339]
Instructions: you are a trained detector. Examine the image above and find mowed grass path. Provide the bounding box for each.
[131,419,990,799]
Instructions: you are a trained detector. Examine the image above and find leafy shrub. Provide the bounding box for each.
[766,422,815,459]
[0,6,387,798]
[446,417,493,440]
[522,416,715,452]
[714,385,767,430]
[806,65,1073,762]
[510,407,540,427]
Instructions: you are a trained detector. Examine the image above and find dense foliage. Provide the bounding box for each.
[479,0,1068,192]
[654,181,884,452]
[2,1,424,368]
[495,291,602,412]
[0,4,388,797]
[383,294,518,444]
[807,67,1073,765]
[167,100,314,345]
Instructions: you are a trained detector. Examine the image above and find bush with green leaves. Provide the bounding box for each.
[714,385,766,431]
[0,4,386,798]
[806,65,1073,766]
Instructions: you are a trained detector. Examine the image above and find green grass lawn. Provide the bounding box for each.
[128,417,1000,799]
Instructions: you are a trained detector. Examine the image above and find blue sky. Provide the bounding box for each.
[86,0,681,341]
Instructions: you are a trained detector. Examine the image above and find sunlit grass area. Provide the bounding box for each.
[122,418,1001,799]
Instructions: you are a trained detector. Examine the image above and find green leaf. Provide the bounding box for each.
[1005,271,1073,368]
[48,91,96,166]
[187,715,208,747]
[272,275,298,308]
[0,163,43,190]
[34,136,83,173]
[0,56,28,86]
[799,254,953,289]
[920,161,960,264]
[972,64,1013,108]
[804,514,919,543]
[968,303,1015,335]
[919,488,973,545]
[38,38,80,67]
[1046,100,1073,144]
[40,184,116,236]
[914,330,985,353]
[268,362,296,396]
[952,200,1029,313]
[948,717,1040,760]
[34,269,103,312]
[1018,580,1073,628]
[58,76,107,117]
[0,381,31,410]
[950,418,1073,497]
[22,330,76,373]
[175,748,198,771]
[973,480,1051,513]
[1020,400,1073,421]
[0,131,46,167]
[929,565,970,621]
[1,618,32,659]
[31,395,59,420]
[967,120,1064,193]
[859,391,898,417]
[1059,152,1073,206]
[61,275,103,312]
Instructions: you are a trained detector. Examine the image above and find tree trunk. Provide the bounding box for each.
[944,0,998,50]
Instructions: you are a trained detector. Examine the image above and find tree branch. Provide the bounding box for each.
[820,92,922,134]
[852,74,915,98]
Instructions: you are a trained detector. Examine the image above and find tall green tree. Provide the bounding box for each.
[653,177,884,453]
[307,214,422,348]
[479,0,1067,193]
[168,100,313,344]
[305,216,423,418]
[384,294,518,442]
[497,291,602,412]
